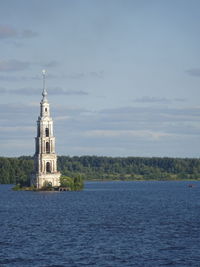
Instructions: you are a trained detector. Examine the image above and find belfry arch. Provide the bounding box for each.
[45,128,49,137]
[46,142,50,153]
[46,162,51,173]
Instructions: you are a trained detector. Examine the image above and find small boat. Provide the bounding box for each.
[188,184,196,188]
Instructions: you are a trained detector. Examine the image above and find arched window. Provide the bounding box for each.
[45,128,49,137]
[37,125,40,137]
[36,140,39,154]
[45,108,47,112]
[46,142,50,153]
[46,162,51,173]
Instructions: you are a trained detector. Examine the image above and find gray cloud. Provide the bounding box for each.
[0,25,17,39]
[0,75,28,82]
[0,69,104,81]
[0,72,58,81]
[0,87,6,93]
[21,29,38,38]
[100,106,200,124]
[174,98,186,102]
[1,103,200,157]
[0,103,86,130]
[59,70,104,80]
[0,60,57,73]
[49,87,88,95]
[0,75,40,82]
[186,68,200,77]
[90,70,104,79]
[134,96,171,103]
[0,25,38,39]
[0,86,88,96]
[63,73,85,79]
[0,72,84,81]
[134,96,186,104]
[0,87,40,95]
[56,105,200,157]
[42,61,58,68]
[0,60,30,72]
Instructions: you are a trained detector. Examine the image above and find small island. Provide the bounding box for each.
[13,175,84,191]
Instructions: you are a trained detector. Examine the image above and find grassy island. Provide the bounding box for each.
[12,174,84,191]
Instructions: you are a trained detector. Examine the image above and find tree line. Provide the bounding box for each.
[1,155,200,184]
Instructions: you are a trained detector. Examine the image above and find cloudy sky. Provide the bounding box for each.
[1,0,200,157]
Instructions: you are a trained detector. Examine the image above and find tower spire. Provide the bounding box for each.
[42,69,47,101]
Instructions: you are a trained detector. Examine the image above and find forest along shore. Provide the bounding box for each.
[1,156,200,184]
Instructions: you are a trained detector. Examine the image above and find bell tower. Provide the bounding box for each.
[31,70,60,188]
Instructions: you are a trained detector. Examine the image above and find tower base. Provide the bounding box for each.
[31,172,61,189]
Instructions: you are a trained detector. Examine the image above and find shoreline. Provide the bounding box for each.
[85,178,200,182]
[1,179,199,190]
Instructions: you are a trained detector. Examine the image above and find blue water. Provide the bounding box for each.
[0,181,200,267]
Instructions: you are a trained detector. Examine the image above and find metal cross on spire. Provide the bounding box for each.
[42,69,48,101]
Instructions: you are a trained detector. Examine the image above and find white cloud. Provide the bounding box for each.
[0,126,35,132]
[1,102,200,157]
[0,86,88,95]
[84,129,174,140]
[54,115,71,121]
[134,96,171,103]
[133,96,186,104]
[0,60,30,72]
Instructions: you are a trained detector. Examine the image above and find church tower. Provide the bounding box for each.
[31,70,60,189]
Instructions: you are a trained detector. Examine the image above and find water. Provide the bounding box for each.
[0,181,200,267]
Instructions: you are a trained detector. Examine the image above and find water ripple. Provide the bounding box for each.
[0,182,200,266]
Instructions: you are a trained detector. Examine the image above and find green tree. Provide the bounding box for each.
[60,176,74,190]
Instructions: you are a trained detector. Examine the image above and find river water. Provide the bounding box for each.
[0,181,200,266]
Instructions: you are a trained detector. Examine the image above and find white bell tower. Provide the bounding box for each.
[31,70,60,188]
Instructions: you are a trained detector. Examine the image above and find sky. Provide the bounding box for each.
[1,0,200,157]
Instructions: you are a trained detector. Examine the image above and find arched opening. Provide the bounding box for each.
[43,181,52,188]
[45,128,49,137]
[37,125,40,137]
[46,142,50,153]
[35,140,39,154]
[46,162,51,173]
[45,108,47,112]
